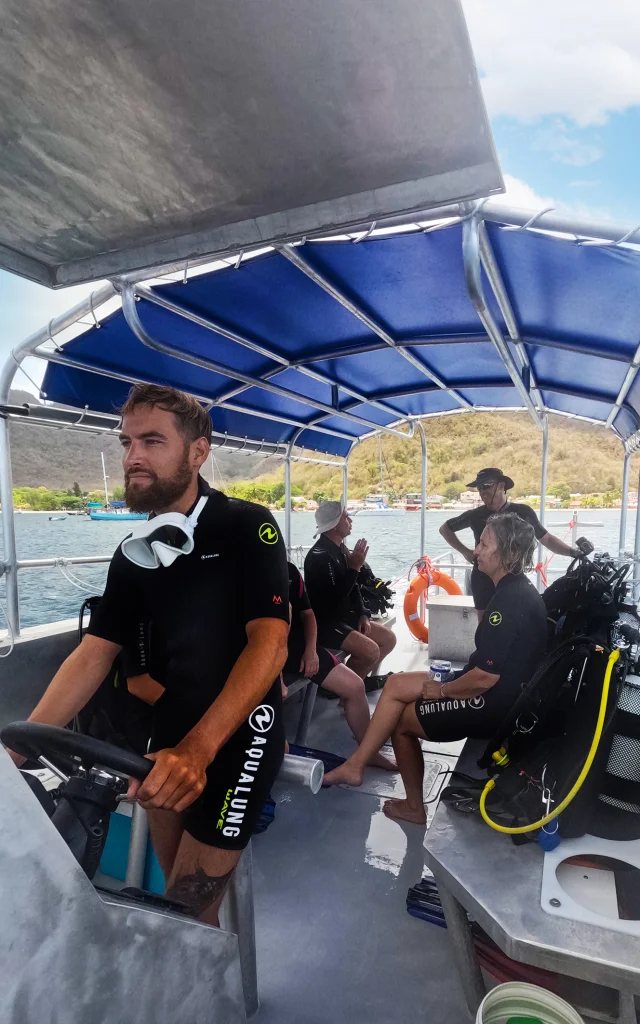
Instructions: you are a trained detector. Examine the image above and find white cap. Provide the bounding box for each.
[314,500,344,537]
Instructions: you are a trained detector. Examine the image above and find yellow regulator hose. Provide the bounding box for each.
[479,648,620,835]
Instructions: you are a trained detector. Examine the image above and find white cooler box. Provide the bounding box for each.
[426,595,477,663]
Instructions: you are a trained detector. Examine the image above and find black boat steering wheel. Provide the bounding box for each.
[1,722,152,781]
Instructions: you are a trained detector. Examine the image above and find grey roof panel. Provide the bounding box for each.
[0,0,501,286]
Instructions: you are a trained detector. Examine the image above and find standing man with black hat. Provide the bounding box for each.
[439,467,592,617]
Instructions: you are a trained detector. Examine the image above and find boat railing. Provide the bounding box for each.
[1,548,603,583]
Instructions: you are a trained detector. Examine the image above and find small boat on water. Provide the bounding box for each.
[89,502,146,521]
[89,455,147,520]
[353,494,405,516]
[48,515,66,521]
[89,511,147,521]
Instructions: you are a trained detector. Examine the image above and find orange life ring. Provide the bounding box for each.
[403,564,463,642]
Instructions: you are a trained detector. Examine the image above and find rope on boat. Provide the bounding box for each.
[56,559,100,595]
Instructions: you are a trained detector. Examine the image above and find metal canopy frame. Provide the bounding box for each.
[2,196,640,636]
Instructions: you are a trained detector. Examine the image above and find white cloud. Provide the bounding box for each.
[498,175,613,223]
[532,121,603,166]
[462,0,640,125]
[500,174,554,210]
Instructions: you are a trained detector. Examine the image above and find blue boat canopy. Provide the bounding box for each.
[33,203,640,457]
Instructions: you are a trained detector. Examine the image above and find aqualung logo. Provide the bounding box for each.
[420,695,485,715]
[216,704,276,839]
[488,611,502,626]
[249,704,275,733]
[259,523,279,545]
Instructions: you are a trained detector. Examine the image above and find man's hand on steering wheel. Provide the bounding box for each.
[128,742,208,812]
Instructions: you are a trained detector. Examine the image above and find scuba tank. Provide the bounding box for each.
[592,671,640,840]
[444,552,640,844]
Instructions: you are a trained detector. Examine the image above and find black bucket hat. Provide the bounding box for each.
[466,467,514,490]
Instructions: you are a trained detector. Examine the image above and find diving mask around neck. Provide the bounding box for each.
[121,495,208,569]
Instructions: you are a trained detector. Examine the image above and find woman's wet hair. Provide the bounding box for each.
[486,512,536,576]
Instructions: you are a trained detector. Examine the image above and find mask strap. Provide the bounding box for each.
[187,495,209,529]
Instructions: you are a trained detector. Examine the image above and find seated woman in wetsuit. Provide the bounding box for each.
[323,513,548,823]
[286,562,395,770]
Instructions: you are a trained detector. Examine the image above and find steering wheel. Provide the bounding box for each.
[1,722,152,781]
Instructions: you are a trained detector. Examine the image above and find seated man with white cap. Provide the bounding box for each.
[304,502,396,681]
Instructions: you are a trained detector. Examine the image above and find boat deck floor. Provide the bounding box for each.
[252,622,467,1023]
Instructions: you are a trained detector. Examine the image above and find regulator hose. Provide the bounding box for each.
[479,648,620,835]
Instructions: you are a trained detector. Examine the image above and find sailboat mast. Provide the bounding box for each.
[100,452,110,507]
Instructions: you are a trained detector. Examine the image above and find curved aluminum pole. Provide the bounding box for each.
[121,282,412,440]
[343,438,362,506]
[0,417,18,635]
[633,469,640,602]
[619,449,631,560]
[284,428,304,552]
[284,456,292,552]
[416,421,427,559]
[0,282,117,637]
[462,214,543,432]
[536,416,549,592]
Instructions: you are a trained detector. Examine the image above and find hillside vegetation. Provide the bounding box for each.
[7,389,638,505]
[7,391,275,490]
[238,413,640,502]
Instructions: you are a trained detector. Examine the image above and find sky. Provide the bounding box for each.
[2,0,640,396]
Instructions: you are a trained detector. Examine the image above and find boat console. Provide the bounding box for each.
[0,723,247,1024]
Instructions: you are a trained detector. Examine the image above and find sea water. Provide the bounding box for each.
[0,508,633,630]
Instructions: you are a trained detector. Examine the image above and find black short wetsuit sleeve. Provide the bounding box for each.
[510,503,547,541]
[445,506,487,546]
[235,505,289,626]
[472,590,522,676]
[121,620,150,678]
[445,508,476,532]
[304,537,360,623]
[86,548,140,649]
[288,563,311,619]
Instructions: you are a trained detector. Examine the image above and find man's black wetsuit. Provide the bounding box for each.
[445,502,546,610]
[415,574,547,742]
[304,534,367,647]
[88,479,289,850]
[284,562,339,685]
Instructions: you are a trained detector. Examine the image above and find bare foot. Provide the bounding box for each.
[383,798,427,825]
[323,760,365,787]
[367,752,398,771]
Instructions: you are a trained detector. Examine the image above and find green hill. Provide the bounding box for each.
[248,412,640,502]
[6,390,277,490]
[6,390,637,503]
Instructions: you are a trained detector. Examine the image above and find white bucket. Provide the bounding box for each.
[476,982,585,1024]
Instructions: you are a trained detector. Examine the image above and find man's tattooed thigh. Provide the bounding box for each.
[166,865,234,916]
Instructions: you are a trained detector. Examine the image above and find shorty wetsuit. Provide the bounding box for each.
[304,535,367,647]
[415,574,547,742]
[445,502,546,610]
[88,479,289,850]
[284,563,340,685]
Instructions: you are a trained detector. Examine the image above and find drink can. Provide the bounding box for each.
[430,660,452,683]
